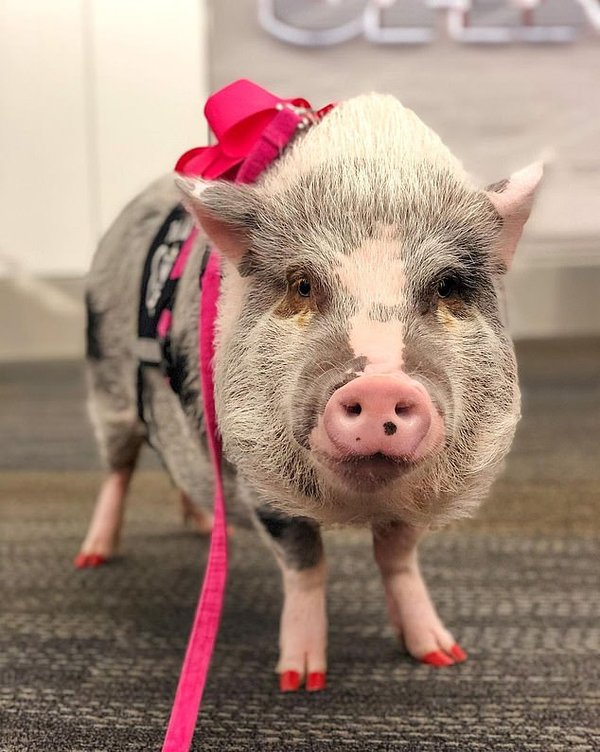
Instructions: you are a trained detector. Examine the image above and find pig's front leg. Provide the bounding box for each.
[373,523,467,667]
[256,508,327,693]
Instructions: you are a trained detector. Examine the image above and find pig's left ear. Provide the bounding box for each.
[484,161,543,269]
[175,175,260,265]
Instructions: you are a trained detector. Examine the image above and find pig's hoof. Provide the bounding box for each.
[399,615,467,668]
[419,644,467,668]
[181,493,223,536]
[306,671,327,692]
[421,650,454,667]
[183,508,235,538]
[278,671,327,693]
[183,507,214,535]
[279,670,301,693]
[383,567,467,668]
[449,643,468,662]
[73,552,109,569]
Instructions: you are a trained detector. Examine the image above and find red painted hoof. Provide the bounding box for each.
[279,670,301,693]
[421,650,454,668]
[450,644,468,662]
[306,672,326,692]
[73,552,108,569]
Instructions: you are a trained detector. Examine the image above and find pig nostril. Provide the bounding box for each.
[395,403,410,416]
[345,403,362,416]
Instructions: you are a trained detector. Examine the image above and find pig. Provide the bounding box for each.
[77,93,542,690]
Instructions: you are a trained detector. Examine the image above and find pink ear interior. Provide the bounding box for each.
[485,161,543,268]
[175,176,251,264]
[192,204,249,263]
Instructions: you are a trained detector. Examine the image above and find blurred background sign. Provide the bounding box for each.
[258,1,600,46]
[0,0,598,359]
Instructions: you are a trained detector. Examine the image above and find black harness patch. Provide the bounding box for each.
[136,204,212,423]
[137,204,194,361]
[136,204,193,422]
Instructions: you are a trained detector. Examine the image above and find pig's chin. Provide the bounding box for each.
[313,450,414,492]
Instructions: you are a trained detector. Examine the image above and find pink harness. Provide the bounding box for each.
[161,80,332,752]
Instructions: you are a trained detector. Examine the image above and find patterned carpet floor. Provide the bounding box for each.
[1,340,599,751]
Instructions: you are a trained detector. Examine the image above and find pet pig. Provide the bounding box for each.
[77,93,542,691]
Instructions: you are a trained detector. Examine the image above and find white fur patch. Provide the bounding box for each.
[349,314,405,373]
[336,235,406,371]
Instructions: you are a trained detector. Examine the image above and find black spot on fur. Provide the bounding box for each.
[256,506,323,570]
[383,421,397,436]
[85,293,103,360]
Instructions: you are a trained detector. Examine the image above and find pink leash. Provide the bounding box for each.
[162,80,332,752]
[161,252,226,752]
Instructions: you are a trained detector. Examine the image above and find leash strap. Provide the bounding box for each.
[162,79,332,751]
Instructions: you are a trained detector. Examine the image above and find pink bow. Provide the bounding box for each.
[175,79,333,180]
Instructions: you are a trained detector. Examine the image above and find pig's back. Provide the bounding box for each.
[86,174,182,352]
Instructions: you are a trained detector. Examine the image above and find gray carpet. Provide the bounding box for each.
[1,339,599,751]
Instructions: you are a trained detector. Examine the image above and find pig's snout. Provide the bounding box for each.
[318,375,443,462]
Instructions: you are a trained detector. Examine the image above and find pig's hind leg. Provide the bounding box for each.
[256,508,328,693]
[373,523,467,668]
[75,380,144,569]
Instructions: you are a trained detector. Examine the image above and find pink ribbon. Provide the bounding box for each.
[176,78,332,181]
[162,79,332,752]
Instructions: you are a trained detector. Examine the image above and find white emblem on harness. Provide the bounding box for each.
[145,216,194,316]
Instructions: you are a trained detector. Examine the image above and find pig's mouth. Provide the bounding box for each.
[315,450,413,490]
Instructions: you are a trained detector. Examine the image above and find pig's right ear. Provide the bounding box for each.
[175,176,259,265]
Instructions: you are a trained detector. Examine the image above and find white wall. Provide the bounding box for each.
[0,0,208,277]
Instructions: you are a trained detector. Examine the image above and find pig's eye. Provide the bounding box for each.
[297,279,312,298]
[437,276,459,299]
